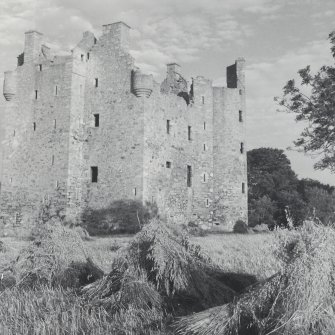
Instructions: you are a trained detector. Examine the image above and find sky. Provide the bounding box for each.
[0,0,334,185]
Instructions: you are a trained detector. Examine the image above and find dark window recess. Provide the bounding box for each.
[81,54,84,61]
[203,144,206,151]
[13,130,15,137]
[202,96,205,104]
[52,155,54,165]
[188,126,192,141]
[17,53,24,66]
[134,188,137,196]
[242,182,245,194]
[39,64,42,71]
[239,110,243,122]
[204,122,206,130]
[203,173,206,182]
[95,78,98,87]
[35,90,38,100]
[55,85,58,96]
[166,120,171,134]
[187,165,192,187]
[33,122,36,131]
[94,37,97,44]
[94,114,100,127]
[91,166,98,183]
[54,119,57,129]
[206,199,209,206]
[240,142,244,154]
[87,52,90,60]
[166,161,171,168]
[239,89,243,95]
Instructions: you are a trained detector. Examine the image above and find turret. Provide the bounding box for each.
[132,70,153,98]
[226,57,246,91]
[3,71,16,101]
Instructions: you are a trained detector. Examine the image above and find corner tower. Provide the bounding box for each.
[212,58,247,229]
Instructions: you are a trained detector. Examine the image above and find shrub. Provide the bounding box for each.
[82,200,158,235]
[233,220,249,234]
[252,223,270,233]
[175,220,335,335]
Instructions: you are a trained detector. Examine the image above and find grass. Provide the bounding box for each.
[0,226,281,334]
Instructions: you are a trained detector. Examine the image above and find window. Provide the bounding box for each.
[35,90,38,100]
[54,119,57,129]
[95,78,98,88]
[239,89,243,95]
[91,166,98,183]
[55,180,59,188]
[202,96,205,104]
[94,114,100,127]
[242,182,245,194]
[81,54,84,61]
[203,173,206,182]
[188,126,192,141]
[87,52,90,60]
[52,155,54,165]
[134,188,137,196]
[166,120,170,134]
[13,130,15,137]
[166,161,171,168]
[240,142,244,154]
[39,64,42,71]
[239,110,243,122]
[206,199,209,207]
[94,37,97,44]
[33,122,36,131]
[203,144,206,151]
[187,165,192,187]
[55,85,58,96]
[204,122,206,130]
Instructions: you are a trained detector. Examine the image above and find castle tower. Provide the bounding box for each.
[212,58,248,229]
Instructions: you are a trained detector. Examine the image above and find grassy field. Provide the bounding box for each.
[1,231,279,278]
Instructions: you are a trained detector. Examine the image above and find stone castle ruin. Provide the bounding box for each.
[0,21,247,230]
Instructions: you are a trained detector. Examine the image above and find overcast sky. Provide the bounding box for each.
[0,0,334,185]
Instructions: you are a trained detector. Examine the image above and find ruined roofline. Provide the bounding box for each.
[25,30,43,35]
[102,21,131,29]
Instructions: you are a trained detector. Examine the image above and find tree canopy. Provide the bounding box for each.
[275,32,335,172]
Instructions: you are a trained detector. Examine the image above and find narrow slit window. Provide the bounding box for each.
[55,180,59,188]
[202,96,205,104]
[54,119,57,129]
[94,114,100,127]
[39,64,42,71]
[239,89,243,95]
[166,120,170,134]
[94,37,97,44]
[87,52,90,60]
[240,142,244,154]
[188,126,192,141]
[187,165,192,187]
[95,78,98,88]
[206,199,209,207]
[91,166,98,183]
[242,182,245,194]
[81,54,84,61]
[35,90,38,100]
[203,173,206,182]
[55,85,58,96]
[134,188,137,196]
[239,110,243,122]
[204,122,206,130]
[33,122,36,131]
[166,161,171,168]
[52,155,54,165]
[13,130,15,137]
[203,144,206,151]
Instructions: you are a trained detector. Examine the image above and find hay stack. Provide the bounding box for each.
[175,221,335,335]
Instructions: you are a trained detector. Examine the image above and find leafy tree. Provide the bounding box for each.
[248,148,306,227]
[275,32,335,172]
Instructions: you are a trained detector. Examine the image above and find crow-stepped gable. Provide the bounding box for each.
[1,21,248,230]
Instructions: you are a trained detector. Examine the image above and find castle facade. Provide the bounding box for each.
[1,21,247,230]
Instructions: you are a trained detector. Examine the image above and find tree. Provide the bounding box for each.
[248,148,306,227]
[275,32,335,172]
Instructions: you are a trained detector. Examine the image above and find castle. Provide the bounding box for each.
[0,21,247,230]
